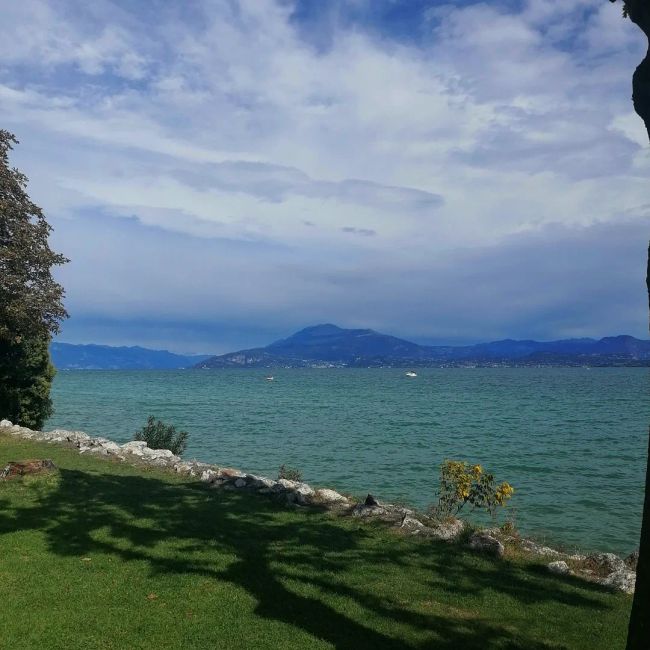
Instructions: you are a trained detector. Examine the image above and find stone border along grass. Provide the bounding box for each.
[0,418,637,595]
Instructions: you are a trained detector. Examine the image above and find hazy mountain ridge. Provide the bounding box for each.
[51,343,210,370]
[197,325,650,368]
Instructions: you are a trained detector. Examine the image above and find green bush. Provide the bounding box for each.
[278,464,302,482]
[134,416,189,456]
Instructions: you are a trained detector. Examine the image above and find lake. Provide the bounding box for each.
[46,367,648,555]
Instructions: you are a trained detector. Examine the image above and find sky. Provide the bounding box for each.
[1,0,649,354]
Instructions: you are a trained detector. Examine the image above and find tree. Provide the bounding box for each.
[0,130,68,429]
[608,3,650,648]
[610,0,650,140]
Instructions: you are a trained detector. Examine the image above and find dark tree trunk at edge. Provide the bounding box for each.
[625,243,650,650]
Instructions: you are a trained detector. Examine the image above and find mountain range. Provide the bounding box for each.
[195,324,650,369]
[50,343,209,370]
[51,326,650,370]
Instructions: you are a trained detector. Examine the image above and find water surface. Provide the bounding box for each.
[47,367,648,554]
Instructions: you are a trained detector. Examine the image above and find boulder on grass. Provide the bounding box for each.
[468,531,505,558]
[547,561,570,575]
[584,553,625,575]
[1,459,56,479]
[423,518,465,542]
[600,569,636,594]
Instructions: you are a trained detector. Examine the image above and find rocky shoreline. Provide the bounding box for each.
[0,419,637,595]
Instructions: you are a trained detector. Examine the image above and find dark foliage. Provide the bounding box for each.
[134,416,189,456]
[0,130,67,428]
[0,335,55,429]
[278,464,303,482]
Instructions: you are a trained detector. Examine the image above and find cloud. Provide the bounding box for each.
[0,0,647,349]
[341,226,376,237]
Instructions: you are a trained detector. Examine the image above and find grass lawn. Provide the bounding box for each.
[0,434,632,649]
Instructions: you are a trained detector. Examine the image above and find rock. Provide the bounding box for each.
[600,569,636,594]
[468,532,505,558]
[519,539,563,558]
[219,468,246,479]
[584,552,625,575]
[423,518,465,541]
[200,469,220,483]
[1,459,56,479]
[365,494,379,506]
[351,503,387,518]
[399,515,425,534]
[276,478,298,490]
[99,441,121,454]
[121,441,148,456]
[0,419,13,427]
[625,550,639,571]
[249,476,276,490]
[294,483,315,504]
[314,488,348,504]
[87,447,109,456]
[547,561,570,575]
[173,462,196,475]
[234,478,247,488]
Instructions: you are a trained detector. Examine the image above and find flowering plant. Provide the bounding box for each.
[433,460,514,518]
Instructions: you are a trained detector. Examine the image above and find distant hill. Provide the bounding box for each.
[196,325,650,368]
[51,343,210,370]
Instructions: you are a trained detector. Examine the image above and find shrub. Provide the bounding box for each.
[431,460,514,519]
[134,416,189,456]
[278,464,302,482]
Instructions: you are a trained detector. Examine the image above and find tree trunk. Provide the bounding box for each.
[625,243,650,650]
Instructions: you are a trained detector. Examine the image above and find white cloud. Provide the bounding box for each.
[1,0,648,347]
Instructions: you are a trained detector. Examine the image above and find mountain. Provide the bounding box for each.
[196,325,650,368]
[50,343,210,370]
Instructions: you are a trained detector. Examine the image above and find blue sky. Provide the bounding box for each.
[1,0,648,353]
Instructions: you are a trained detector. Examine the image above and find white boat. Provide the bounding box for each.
[265,375,274,381]
[405,371,417,378]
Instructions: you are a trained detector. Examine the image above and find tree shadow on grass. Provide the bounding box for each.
[0,467,621,649]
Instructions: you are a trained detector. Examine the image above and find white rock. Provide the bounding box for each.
[200,469,220,483]
[0,419,13,427]
[521,539,563,558]
[601,569,636,594]
[400,516,425,534]
[548,561,570,575]
[294,483,315,504]
[425,518,465,541]
[121,441,148,453]
[351,504,387,518]
[99,441,121,454]
[585,552,625,574]
[87,447,109,456]
[468,532,505,558]
[276,478,297,490]
[314,488,348,504]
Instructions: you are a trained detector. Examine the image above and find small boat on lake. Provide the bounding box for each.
[405,371,417,378]
[265,375,274,381]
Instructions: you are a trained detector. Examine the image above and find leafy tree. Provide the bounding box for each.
[609,3,650,648]
[134,416,189,456]
[0,130,68,428]
[0,336,55,429]
[610,1,650,140]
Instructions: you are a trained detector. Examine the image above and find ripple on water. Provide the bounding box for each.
[46,367,648,554]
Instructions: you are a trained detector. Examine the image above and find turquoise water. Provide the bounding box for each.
[46,368,648,554]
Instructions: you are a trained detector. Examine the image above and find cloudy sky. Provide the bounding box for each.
[1,0,649,353]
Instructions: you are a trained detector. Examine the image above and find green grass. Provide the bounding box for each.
[0,434,632,649]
